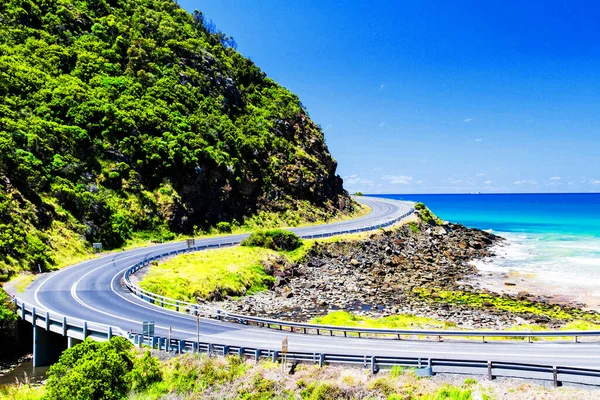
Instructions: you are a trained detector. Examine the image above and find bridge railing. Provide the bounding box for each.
[121,200,600,343]
[13,297,126,342]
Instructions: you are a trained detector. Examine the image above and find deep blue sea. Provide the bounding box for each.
[371,193,600,293]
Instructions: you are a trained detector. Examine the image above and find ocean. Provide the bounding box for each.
[372,193,600,295]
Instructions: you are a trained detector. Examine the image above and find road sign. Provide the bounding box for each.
[92,243,103,253]
[186,239,195,249]
[142,321,155,337]
[281,336,288,355]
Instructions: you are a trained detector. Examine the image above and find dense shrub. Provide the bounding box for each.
[241,229,302,251]
[216,222,233,233]
[414,202,442,225]
[44,337,161,400]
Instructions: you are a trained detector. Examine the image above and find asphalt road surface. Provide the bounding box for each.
[20,197,600,369]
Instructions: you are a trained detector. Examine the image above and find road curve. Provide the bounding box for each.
[19,197,600,369]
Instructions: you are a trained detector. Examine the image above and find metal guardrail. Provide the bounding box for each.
[122,199,600,343]
[128,332,600,387]
[13,296,600,386]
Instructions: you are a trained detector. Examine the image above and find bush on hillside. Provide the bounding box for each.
[241,229,302,251]
[216,222,232,233]
[414,202,442,225]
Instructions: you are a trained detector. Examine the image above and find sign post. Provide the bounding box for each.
[186,238,195,250]
[92,243,103,254]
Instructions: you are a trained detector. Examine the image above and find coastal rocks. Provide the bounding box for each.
[212,222,539,329]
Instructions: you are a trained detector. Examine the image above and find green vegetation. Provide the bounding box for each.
[414,288,600,323]
[0,0,351,277]
[138,246,278,302]
[43,337,159,400]
[414,203,443,226]
[3,337,594,399]
[408,221,420,233]
[241,229,302,251]
[354,192,364,196]
[310,311,457,330]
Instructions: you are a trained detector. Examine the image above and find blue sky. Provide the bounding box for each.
[180,1,600,194]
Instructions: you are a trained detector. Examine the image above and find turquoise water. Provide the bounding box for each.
[372,194,600,291]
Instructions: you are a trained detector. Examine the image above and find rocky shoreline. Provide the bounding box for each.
[212,219,599,329]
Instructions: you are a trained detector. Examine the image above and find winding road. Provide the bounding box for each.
[18,197,600,370]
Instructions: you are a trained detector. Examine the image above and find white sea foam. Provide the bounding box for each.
[471,230,600,290]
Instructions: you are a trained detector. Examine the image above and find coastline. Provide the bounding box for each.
[471,239,600,312]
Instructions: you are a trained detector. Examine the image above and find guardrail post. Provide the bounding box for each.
[208,343,213,355]
[255,349,261,363]
[176,301,179,312]
[21,302,25,320]
[574,335,578,343]
[553,366,560,387]
[45,312,50,331]
[487,361,493,380]
[178,340,184,354]
[216,310,221,321]
[370,356,377,375]
[32,307,36,326]
[62,316,67,336]
[428,358,433,375]
[223,345,229,356]
[239,347,244,357]
[272,350,279,363]
[83,321,88,339]
[319,353,325,368]
[108,327,113,340]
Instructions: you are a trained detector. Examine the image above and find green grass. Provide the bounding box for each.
[0,384,45,400]
[138,246,279,302]
[413,288,600,323]
[310,311,457,330]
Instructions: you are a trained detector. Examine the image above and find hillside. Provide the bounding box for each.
[0,0,353,275]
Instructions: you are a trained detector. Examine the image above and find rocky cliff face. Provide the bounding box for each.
[0,0,353,273]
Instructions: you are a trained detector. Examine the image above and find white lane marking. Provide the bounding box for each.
[108,265,231,330]
[34,244,183,316]
[34,199,582,363]
[60,260,600,361]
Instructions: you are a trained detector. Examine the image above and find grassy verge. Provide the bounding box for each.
[309,310,600,342]
[138,247,279,302]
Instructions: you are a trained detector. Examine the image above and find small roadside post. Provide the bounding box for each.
[281,336,288,372]
[196,313,200,352]
[142,321,154,347]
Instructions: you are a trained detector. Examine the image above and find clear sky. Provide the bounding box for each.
[179,0,600,194]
